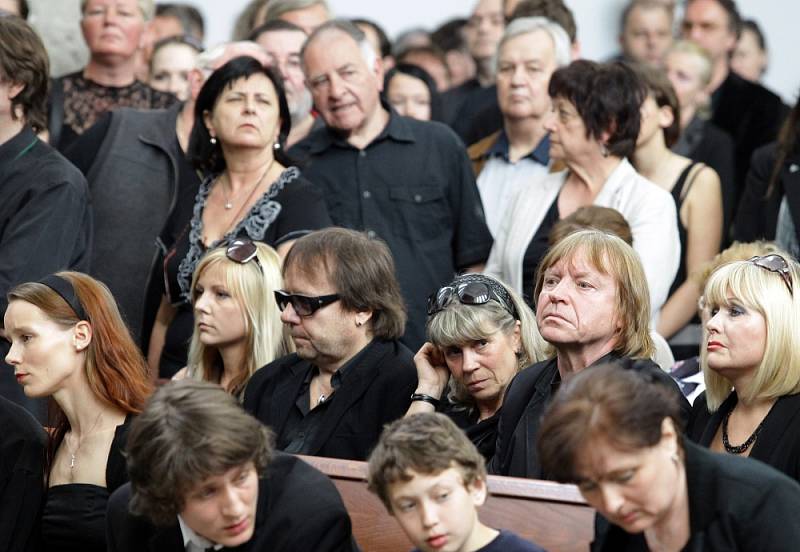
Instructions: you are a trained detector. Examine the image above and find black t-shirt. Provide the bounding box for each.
[521,197,559,305]
[445,405,500,462]
[158,167,332,376]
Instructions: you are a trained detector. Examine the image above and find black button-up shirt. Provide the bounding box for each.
[291,106,493,348]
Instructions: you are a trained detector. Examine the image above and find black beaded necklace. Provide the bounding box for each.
[721,408,765,454]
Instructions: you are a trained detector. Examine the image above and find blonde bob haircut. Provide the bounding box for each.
[426,275,548,407]
[186,242,293,396]
[701,255,800,411]
[534,229,654,359]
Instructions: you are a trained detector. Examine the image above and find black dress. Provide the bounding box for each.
[41,417,131,552]
[156,167,332,377]
[445,404,500,462]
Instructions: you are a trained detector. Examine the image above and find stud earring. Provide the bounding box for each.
[600,143,609,157]
[210,136,217,145]
[273,142,281,151]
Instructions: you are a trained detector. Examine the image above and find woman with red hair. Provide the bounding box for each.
[4,271,153,552]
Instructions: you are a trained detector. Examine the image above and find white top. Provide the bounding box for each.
[477,155,551,237]
[178,515,223,552]
[485,158,681,318]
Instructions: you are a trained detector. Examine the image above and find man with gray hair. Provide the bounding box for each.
[468,17,571,236]
[264,0,331,35]
[64,41,269,347]
[293,20,493,349]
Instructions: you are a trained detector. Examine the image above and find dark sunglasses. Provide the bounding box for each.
[427,279,518,319]
[226,239,262,271]
[748,254,793,295]
[274,290,341,317]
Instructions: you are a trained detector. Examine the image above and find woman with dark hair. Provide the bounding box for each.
[384,63,441,121]
[4,271,153,552]
[631,63,722,354]
[406,273,546,460]
[485,60,679,317]
[147,56,331,379]
[735,93,800,247]
[538,362,800,551]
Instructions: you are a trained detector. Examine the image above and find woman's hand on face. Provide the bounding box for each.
[413,342,450,399]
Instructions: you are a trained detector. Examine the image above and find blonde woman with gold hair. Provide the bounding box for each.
[175,240,293,397]
[688,251,800,481]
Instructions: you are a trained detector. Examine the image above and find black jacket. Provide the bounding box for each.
[489,354,691,478]
[106,452,359,552]
[687,391,800,482]
[592,440,800,551]
[0,396,46,552]
[243,339,417,460]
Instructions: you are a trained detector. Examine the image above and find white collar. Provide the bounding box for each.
[177,515,223,551]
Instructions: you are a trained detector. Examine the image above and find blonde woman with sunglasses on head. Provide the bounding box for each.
[688,253,800,482]
[174,239,293,397]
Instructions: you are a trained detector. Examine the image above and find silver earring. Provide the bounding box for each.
[600,143,609,157]
[273,142,281,151]
[671,453,680,465]
[210,136,217,145]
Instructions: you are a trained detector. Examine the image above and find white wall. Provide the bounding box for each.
[200,0,798,104]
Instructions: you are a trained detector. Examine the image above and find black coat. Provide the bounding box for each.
[0,396,46,552]
[733,142,800,244]
[592,440,800,551]
[489,354,691,478]
[243,339,417,461]
[687,391,800,482]
[106,452,358,552]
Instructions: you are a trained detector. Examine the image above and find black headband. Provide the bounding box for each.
[38,274,89,321]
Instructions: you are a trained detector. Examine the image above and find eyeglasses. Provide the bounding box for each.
[748,254,793,295]
[274,290,341,317]
[427,278,518,319]
[226,239,262,271]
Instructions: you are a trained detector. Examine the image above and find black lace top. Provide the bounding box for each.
[155,166,331,377]
[52,72,177,151]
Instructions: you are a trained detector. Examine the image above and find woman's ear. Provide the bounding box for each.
[73,320,93,352]
[512,320,522,354]
[202,109,215,139]
[658,104,675,131]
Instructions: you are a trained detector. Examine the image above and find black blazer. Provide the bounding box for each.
[592,440,800,551]
[243,339,417,461]
[687,391,800,482]
[106,452,359,552]
[489,354,691,478]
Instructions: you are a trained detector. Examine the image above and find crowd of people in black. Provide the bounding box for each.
[1,0,800,550]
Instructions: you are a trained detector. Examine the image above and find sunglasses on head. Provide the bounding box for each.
[226,239,262,271]
[427,278,518,319]
[274,290,341,317]
[748,254,793,295]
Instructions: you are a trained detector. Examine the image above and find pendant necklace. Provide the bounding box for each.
[64,410,105,471]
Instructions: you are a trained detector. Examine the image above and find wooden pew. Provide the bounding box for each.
[299,455,594,552]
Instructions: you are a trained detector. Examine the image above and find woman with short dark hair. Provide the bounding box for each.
[384,63,442,121]
[146,56,331,379]
[539,362,800,551]
[4,271,153,551]
[486,60,680,319]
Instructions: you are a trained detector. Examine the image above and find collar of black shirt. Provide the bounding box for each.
[301,337,378,395]
[306,98,416,154]
[0,126,37,166]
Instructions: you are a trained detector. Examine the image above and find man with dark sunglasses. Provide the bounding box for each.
[243,228,418,461]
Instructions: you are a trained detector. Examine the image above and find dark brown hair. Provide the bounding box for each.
[126,380,273,525]
[630,61,682,148]
[8,272,153,478]
[0,14,49,132]
[283,228,407,339]
[548,206,633,246]
[538,361,682,483]
[509,0,577,43]
[367,413,486,512]
[549,60,646,159]
[685,0,742,38]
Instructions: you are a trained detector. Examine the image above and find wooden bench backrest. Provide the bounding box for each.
[299,455,594,552]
